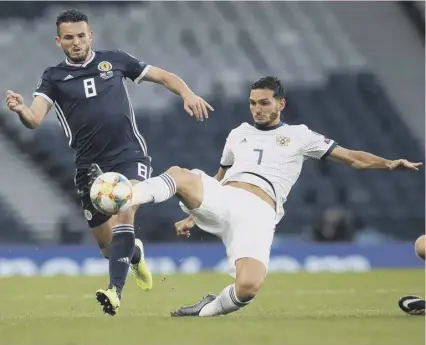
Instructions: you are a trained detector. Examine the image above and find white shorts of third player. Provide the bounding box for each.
[179,169,276,278]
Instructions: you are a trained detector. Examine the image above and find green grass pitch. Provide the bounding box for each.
[0,270,424,345]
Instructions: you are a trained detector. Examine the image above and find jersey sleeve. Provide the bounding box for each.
[33,69,56,105]
[300,125,337,160]
[115,50,150,84]
[220,134,235,168]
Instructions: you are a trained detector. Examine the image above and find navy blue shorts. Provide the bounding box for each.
[75,157,152,228]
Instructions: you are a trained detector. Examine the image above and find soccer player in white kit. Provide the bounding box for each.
[128,76,422,317]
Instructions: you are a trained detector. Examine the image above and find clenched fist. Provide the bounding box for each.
[175,217,195,238]
[5,90,25,113]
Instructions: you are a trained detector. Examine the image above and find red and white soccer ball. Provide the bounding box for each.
[90,172,133,216]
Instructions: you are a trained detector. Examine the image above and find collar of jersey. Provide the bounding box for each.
[65,51,96,68]
[254,121,284,131]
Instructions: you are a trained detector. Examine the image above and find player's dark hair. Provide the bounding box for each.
[251,76,285,99]
[56,9,89,35]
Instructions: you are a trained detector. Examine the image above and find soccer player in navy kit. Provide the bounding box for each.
[5,9,213,316]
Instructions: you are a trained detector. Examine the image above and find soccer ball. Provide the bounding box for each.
[90,172,133,216]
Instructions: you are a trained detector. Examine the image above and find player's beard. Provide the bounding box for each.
[255,111,280,128]
[64,45,91,64]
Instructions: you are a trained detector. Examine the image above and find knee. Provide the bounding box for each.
[166,166,184,175]
[166,166,196,188]
[235,277,263,299]
[167,166,189,179]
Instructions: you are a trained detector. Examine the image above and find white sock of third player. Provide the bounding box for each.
[131,173,177,205]
[199,284,253,317]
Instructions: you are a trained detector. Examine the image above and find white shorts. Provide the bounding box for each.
[179,170,276,278]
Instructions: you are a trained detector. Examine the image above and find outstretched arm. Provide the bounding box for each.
[118,50,214,121]
[328,146,422,171]
[143,66,214,121]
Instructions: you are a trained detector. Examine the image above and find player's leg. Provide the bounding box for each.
[126,164,206,288]
[235,258,266,302]
[193,228,272,317]
[131,166,276,317]
[172,188,276,317]
[86,164,145,282]
[76,164,148,316]
[110,159,156,293]
[90,161,154,312]
[132,166,231,245]
[87,212,142,272]
[398,235,425,315]
[91,204,149,316]
[131,166,204,210]
[76,167,115,261]
[78,194,134,315]
[93,163,198,316]
[114,180,152,292]
[173,258,267,318]
[77,184,122,315]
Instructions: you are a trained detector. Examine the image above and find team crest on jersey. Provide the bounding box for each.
[276,136,291,147]
[98,61,114,80]
[98,61,112,72]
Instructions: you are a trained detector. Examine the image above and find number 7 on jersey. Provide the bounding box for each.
[254,149,264,165]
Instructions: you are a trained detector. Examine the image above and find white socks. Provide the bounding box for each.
[199,284,253,317]
[131,173,177,206]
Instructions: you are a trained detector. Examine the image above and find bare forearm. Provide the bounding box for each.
[161,73,193,98]
[16,107,40,129]
[350,150,391,169]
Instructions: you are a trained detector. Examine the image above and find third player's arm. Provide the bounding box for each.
[328,146,422,171]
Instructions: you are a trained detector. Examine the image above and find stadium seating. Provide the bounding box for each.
[0,197,36,243]
[0,3,423,243]
[0,2,368,113]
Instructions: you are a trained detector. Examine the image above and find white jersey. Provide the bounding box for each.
[220,122,337,223]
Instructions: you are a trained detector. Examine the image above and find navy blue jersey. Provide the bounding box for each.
[33,50,150,168]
